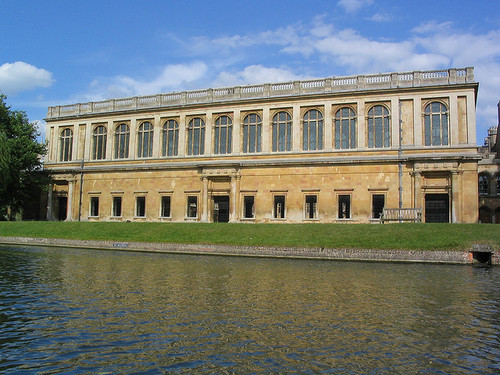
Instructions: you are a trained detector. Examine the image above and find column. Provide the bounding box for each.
[66,179,74,221]
[451,171,461,223]
[178,114,186,157]
[46,184,53,221]
[201,177,209,222]
[262,107,270,153]
[232,109,240,155]
[413,172,422,209]
[229,175,240,222]
[204,112,212,156]
[129,119,137,159]
[292,104,301,152]
[153,115,161,158]
[449,94,459,146]
[391,97,400,148]
[106,120,113,160]
[466,92,476,146]
[357,99,365,149]
[413,97,422,146]
[324,103,333,151]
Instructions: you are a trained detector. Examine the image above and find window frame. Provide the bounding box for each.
[135,196,146,218]
[272,111,292,152]
[337,194,351,219]
[111,196,122,218]
[92,125,107,160]
[302,109,324,151]
[137,121,154,158]
[59,128,73,162]
[371,193,386,219]
[187,117,205,156]
[273,194,286,219]
[213,115,233,155]
[114,123,130,159]
[242,195,256,219]
[424,101,449,146]
[89,196,99,217]
[160,195,172,218]
[186,195,198,219]
[162,119,179,157]
[479,174,489,196]
[367,105,390,148]
[334,107,357,149]
[304,194,318,220]
[242,113,262,153]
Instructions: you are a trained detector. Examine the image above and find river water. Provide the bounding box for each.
[0,245,499,374]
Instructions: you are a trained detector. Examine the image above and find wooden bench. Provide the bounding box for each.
[381,208,422,223]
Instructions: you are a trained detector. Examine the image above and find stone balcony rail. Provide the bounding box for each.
[46,67,474,119]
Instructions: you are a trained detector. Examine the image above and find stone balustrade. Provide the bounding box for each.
[47,67,474,119]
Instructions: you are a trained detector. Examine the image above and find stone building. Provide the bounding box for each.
[44,67,480,223]
[478,102,500,223]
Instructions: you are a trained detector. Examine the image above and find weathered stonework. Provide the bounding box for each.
[44,68,480,223]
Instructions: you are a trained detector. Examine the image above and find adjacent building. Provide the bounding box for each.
[44,67,480,223]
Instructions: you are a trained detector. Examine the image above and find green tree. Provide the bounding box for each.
[0,94,50,220]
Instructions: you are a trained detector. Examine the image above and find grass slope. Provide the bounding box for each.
[1,222,499,251]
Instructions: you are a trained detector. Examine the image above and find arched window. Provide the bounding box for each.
[59,128,73,161]
[367,105,390,148]
[214,115,232,154]
[479,174,489,196]
[138,122,153,158]
[187,117,205,155]
[303,109,323,151]
[496,175,500,196]
[162,120,178,157]
[424,102,449,146]
[92,125,107,160]
[272,111,292,152]
[114,123,130,159]
[242,113,262,153]
[335,107,356,149]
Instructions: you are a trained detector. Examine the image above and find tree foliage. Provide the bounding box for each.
[0,94,50,220]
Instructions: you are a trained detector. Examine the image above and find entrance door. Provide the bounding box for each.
[425,194,449,223]
[57,197,68,221]
[213,196,230,223]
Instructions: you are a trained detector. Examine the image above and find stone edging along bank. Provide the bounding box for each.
[0,236,496,265]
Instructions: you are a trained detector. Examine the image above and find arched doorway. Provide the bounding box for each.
[479,206,492,223]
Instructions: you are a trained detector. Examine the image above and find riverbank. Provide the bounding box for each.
[0,236,497,265]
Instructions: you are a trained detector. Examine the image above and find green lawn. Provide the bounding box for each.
[0,221,499,251]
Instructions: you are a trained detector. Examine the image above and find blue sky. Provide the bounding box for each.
[1,0,499,144]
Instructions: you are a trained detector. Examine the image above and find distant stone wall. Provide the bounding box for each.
[1,236,496,265]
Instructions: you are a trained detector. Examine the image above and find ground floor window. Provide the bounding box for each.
[187,196,198,218]
[136,196,146,217]
[304,195,317,219]
[338,195,351,219]
[243,196,255,219]
[372,194,385,219]
[112,196,122,217]
[90,196,99,217]
[161,196,171,218]
[274,195,286,219]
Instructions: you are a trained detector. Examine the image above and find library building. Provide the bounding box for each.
[43,67,480,223]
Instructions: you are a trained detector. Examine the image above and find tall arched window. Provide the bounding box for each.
[187,117,205,155]
[496,175,500,196]
[242,113,262,153]
[162,119,178,157]
[137,121,153,158]
[114,123,130,159]
[92,125,107,160]
[424,102,449,146]
[214,115,232,154]
[335,107,356,149]
[272,111,292,152]
[303,109,323,151]
[479,174,489,196]
[367,105,390,148]
[59,128,73,161]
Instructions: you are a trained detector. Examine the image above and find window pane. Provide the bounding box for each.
[372,195,385,219]
[338,195,351,219]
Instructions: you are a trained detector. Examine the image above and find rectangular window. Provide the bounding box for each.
[90,197,99,217]
[161,196,171,218]
[372,194,385,219]
[112,196,122,217]
[136,196,146,217]
[305,195,317,219]
[243,196,255,219]
[338,195,351,219]
[274,195,286,219]
[187,196,198,218]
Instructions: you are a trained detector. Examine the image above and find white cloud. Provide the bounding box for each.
[212,65,306,87]
[338,0,373,13]
[84,62,208,100]
[365,12,392,22]
[0,62,54,95]
[32,119,46,142]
